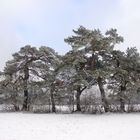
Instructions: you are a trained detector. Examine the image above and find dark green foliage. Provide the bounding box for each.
[0,26,140,113]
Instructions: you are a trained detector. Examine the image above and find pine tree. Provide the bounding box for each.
[65,26,123,112]
[108,47,140,112]
[3,45,59,111]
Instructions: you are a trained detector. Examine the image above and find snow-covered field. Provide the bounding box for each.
[0,113,140,140]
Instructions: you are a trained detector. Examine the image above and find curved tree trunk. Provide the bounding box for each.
[97,77,109,112]
[75,86,87,112]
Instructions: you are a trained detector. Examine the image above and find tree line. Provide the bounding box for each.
[0,26,140,113]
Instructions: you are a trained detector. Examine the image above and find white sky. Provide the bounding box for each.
[0,0,140,70]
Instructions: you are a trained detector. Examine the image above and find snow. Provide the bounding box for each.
[0,113,140,140]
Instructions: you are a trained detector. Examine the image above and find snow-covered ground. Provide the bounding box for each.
[0,113,140,140]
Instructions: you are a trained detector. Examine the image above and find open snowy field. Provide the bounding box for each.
[0,113,140,140]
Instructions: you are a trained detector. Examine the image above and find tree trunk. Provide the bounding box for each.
[72,93,75,112]
[119,85,126,112]
[22,89,29,111]
[14,105,20,111]
[13,88,20,111]
[120,97,125,112]
[97,77,109,112]
[76,86,82,112]
[22,66,29,111]
[50,84,56,113]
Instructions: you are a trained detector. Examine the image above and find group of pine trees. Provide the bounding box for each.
[0,26,140,113]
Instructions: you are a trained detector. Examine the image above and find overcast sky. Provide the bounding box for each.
[0,0,140,70]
